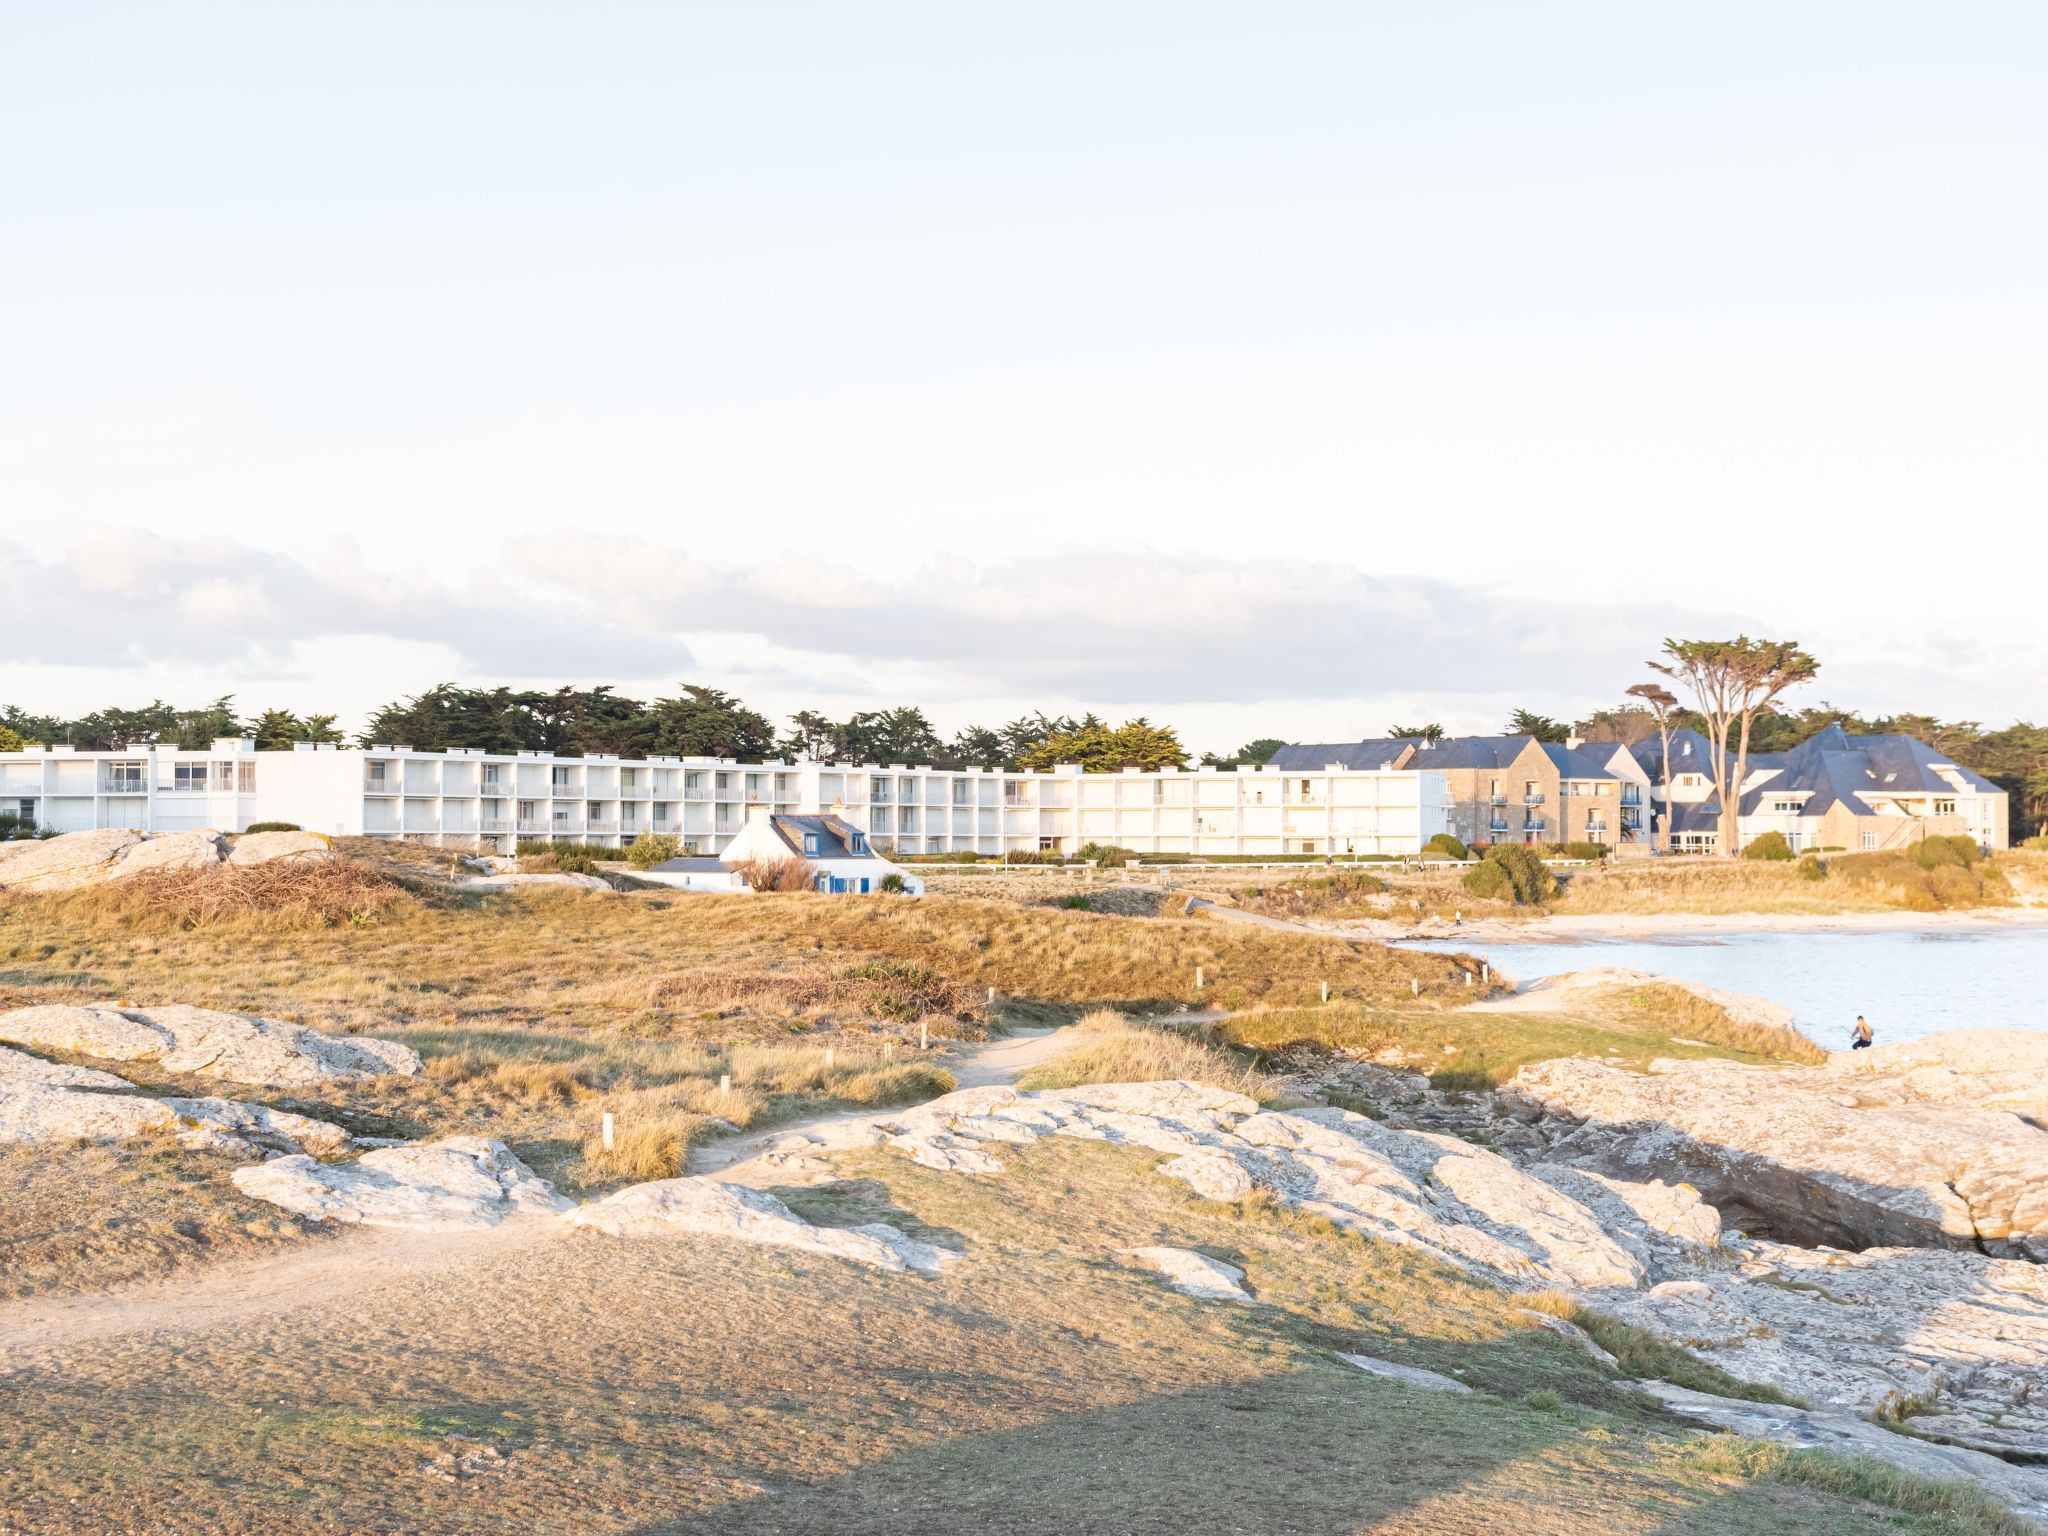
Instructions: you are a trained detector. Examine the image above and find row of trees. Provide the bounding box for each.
[0,686,1196,774]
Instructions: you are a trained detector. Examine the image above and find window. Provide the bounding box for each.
[1862,831,1878,851]
[1038,836,1058,851]
[173,762,209,792]
[1771,799,1799,813]
[237,762,256,793]
[803,833,820,855]
[1934,798,1956,816]
[621,769,636,789]
[848,834,866,854]
[482,766,502,788]
[105,761,144,790]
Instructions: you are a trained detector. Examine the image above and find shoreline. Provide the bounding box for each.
[1357,905,2048,947]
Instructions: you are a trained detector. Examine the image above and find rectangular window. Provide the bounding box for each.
[1934,798,1956,816]
[1862,831,1878,850]
[105,761,145,790]
[848,834,866,854]
[237,762,256,793]
[173,763,208,792]
[803,833,820,855]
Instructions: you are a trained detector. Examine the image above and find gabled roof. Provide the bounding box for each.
[1269,734,1613,778]
[768,814,877,860]
[1631,727,1720,781]
[647,855,733,875]
[1735,726,2001,817]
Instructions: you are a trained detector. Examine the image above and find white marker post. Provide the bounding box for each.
[601,1112,616,1152]
[920,1022,929,1051]
[1320,980,1329,1004]
[1195,965,1205,990]
[719,1074,731,1096]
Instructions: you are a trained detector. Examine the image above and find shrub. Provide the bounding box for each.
[876,872,908,894]
[0,813,30,841]
[1797,853,1827,881]
[242,820,302,833]
[1547,841,1609,861]
[1461,859,1514,901]
[625,833,681,870]
[1741,831,1795,861]
[2025,835,2048,852]
[1910,834,1979,871]
[1461,843,1555,904]
[1055,893,1091,910]
[1423,833,1468,860]
[516,839,619,876]
[1075,842,1134,868]
[731,856,819,893]
[1017,1009,1278,1101]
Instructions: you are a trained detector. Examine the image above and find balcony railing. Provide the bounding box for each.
[683,787,710,802]
[1522,793,1545,805]
[481,819,513,833]
[364,780,400,795]
[1523,818,1547,832]
[99,779,147,794]
[1489,795,1507,806]
[516,820,550,834]
[1585,820,1609,833]
[587,819,618,832]
[1487,822,1510,834]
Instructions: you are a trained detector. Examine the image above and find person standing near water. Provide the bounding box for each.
[1851,1015,1874,1049]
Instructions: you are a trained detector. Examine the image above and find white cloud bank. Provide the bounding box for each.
[3,529,2037,743]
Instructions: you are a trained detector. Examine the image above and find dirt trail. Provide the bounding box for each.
[0,1028,1079,1357]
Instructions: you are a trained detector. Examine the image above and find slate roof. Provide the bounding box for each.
[1268,734,1614,779]
[1643,724,2000,829]
[767,814,878,860]
[647,855,733,875]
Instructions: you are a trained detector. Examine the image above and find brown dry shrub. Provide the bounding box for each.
[645,960,981,1023]
[731,856,819,893]
[47,858,409,932]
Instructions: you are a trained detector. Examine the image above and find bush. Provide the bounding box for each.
[1910,834,1979,871]
[1546,841,1609,862]
[1797,854,1827,881]
[1423,833,1468,860]
[625,833,681,869]
[1741,831,1795,861]
[876,872,908,894]
[1461,859,1514,900]
[1461,844,1555,904]
[243,820,301,833]
[1075,843,1134,868]
[1055,893,1091,910]
[0,813,31,841]
[2024,835,2048,852]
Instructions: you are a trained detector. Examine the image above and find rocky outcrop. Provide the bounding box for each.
[1642,1383,2048,1524]
[1506,1053,2048,1259]
[1124,1246,1251,1300]
[0,1003,422,1087]
[0,829,144,891]
[0,827,335,893]
[1600,1242,2048,1460]
[467,872,614,893]
[0,1074,352,1155]
[816,1081,1685,1292]
[0,1044,133,1089]
[1335,1353,1473,1393]
[567,1179,951,1272]
[101,830,227,879]
[225,830,333,866]
[232,1137,570,1230]
[1830,1028,2048,1122]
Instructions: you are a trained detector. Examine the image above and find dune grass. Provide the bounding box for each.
[1553,852,2018,917]
[1015,1008,1280,1101]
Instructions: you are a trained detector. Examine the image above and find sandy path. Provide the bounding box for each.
[0,1028,1080,1356]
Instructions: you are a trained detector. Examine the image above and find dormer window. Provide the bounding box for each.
[802,833,820,855]
[848,834,866,854]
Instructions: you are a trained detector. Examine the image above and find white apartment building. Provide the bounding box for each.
[0,740,1450,859]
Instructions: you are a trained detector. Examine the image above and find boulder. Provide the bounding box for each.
[1506,1053,2048,1260]
[0,829,143,892]
[566,1178,951,1272]
[226,830,333,866]
[0,1044,134,1089]
[102,829,226,879]
[232,1137,570,1230]
[0,1003,422,1087]
[1640,1382,2048,1524]
[0,1077,352,1155]
[1124,1246,1251,1300]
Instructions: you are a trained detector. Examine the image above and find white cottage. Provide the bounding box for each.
[642,808,926,895]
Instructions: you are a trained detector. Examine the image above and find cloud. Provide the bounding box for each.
[11,528,2035,731]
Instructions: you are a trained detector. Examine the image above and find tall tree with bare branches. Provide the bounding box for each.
[1625,682,1679,851]
[1651,638,1820,855]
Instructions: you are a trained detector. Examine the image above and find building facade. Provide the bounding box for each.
[0,740,1450,859]
[1268,735,1634,847]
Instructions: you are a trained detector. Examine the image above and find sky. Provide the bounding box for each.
[3,3,2042,753]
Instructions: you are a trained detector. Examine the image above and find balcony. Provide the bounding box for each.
[683,786,710,802]
[547,784,582,800]
[99,778,147,794]
[587,818,619,833]
[364,780,400,796]
[482,819,513,833]
[1585,820,1609,834]
[1489,795,1508,806]
[1523,818,1547,833]
[1487,822,1510,834]
[1522,793,1545,805]
[1620,789,1642,806]
[516,820,550,835]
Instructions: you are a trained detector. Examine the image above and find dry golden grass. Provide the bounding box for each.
[1554,853,2017,916]
[1016,1008,1280,1101]
[45,858,411,931]
[0,1136,2011,1536]
[1603,982,1828,1065]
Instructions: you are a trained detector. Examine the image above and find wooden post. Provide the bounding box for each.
[824,1047,835,1068]
[719,1073,731,1096]
[1482,963,1490,983]
[1320,980,1329,1004]
[919,1022,929,1051]
[987,986,996,1007]
[601,1112,616,1152]
[1463,970,1473,988]
[1195,965,1205,990]
[1410,978,1420,997]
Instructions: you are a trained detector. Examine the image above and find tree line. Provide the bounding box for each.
[0,686,1205,774]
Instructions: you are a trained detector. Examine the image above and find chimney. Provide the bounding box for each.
[1565,735,1584,751]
